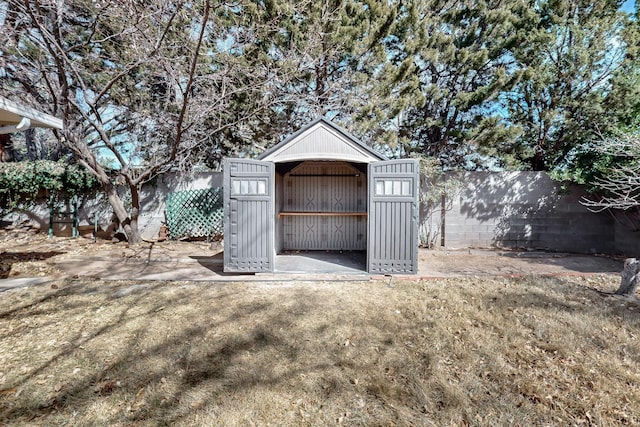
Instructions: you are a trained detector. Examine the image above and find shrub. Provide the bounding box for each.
[0,160,99,212]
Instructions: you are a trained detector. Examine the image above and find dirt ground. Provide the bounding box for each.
[0,227,220,279]
[0,224,627,282]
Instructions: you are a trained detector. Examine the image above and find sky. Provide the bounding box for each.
[622,0,637,13]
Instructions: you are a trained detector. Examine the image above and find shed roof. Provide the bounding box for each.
[0,96,63,133]
[258,118,387,163]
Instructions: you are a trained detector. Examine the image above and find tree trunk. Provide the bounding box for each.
[104,185,142,244]
[73,139,142,244]
[128,184,142,244]
[25,129,40,161]
[615,258,640,296]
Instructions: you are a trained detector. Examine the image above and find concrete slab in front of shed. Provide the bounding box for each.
[274,251,366,274]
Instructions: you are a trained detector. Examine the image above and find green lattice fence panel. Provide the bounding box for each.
[166,188,223,240]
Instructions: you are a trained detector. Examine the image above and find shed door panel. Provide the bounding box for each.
[223,159,274,272]
[367,159,419,274]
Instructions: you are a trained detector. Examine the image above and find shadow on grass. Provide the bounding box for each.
[479,275,640,357]
[5,276,636,425]
[485,276,639,314]
[0,282,340,425]
[0,281,87,321]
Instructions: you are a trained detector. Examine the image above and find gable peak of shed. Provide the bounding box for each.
[258,118,386,164]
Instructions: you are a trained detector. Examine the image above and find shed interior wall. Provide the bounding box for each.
[275,161,367,251]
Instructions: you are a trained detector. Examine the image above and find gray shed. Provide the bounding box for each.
[223,118,418,274]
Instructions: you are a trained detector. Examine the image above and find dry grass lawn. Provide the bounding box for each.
[1,274,639,426]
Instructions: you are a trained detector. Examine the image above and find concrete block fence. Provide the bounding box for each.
[3,170,638,256]
[426,172,629,254]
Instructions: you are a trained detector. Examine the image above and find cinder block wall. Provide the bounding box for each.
[4,169,638,255]
[422,172,638,255]
[614,222,640,257]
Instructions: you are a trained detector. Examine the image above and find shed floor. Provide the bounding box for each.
[275,251,366,274]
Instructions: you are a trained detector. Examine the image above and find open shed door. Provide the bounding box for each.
[368,159,419,274]
[223,159,275,273]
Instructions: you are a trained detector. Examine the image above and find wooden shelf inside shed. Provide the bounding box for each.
[278,211,367,218]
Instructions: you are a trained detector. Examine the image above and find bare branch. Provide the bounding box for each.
[581,134,640,226]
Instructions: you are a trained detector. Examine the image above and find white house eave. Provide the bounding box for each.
[0,96,63,134]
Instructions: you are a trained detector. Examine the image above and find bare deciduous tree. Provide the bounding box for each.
[581,133,640,231]
[0,0,282,242]
[582,133,640,296]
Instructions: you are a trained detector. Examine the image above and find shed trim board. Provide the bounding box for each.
[258,118,387,164]
[223,119,418,275]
